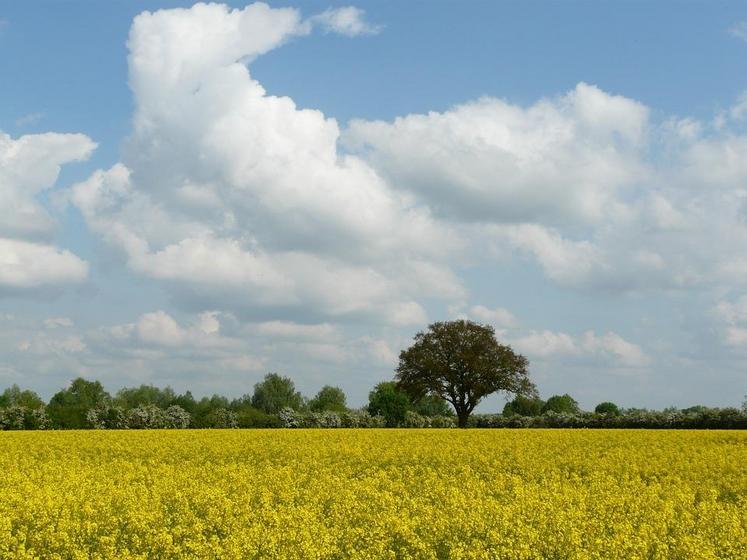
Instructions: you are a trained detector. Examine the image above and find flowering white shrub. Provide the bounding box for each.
[165,405,191,429]
[212,408,238,429]
[0,406,50,430]
[279,407,301,428]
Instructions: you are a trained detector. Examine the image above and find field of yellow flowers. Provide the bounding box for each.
[0,429,745,559]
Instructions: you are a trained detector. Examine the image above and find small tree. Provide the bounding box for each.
[309,385,348,413]
[368,381,410,427]
[47,378,111,429]
[251,373,304,414]
[503,395,545,417]
[397,320,535,427]
[0,385,45,409]
[594,401,620,416]
[542,394,580,415]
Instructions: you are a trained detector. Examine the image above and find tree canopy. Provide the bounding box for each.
[542,394,581,414]
[0,384,44,409]
[309,385,348,413]
[47,378,111,429]
[251,373,305,414]
[396,320,535,427]
[594,401,620,416]
[367,381,411,427]
[503,395,545,417]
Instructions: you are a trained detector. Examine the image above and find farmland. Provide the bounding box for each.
[1,429,745,559]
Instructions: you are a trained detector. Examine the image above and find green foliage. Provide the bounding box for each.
[412,395,454,417]
[47,378,111,429]
[251,373,305,414]
[367,381,411,427]
[0,385,45,409]
[191,394,232,428]
[308,385,348,413]
[503,395,545,417]
[114,384,177,409]
[171,391,198,414]
[594,402,621,416]
[396,320,535,427]
[542,394,580,415]
[236,407,283,428]
[681,405,707,415]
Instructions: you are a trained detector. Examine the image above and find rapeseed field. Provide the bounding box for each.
[0,429,744,559]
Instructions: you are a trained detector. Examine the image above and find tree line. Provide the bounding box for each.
[1,375,745,430]
[2,319,745,430]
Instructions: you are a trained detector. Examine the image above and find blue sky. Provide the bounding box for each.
[1,1,746,410]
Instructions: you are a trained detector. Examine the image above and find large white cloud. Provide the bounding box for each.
[0,239,88,289]
[0,131,94,291]
[344,83,649,226]
[72,2,461,325]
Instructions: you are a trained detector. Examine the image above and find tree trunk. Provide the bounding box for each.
[456,409,470,428]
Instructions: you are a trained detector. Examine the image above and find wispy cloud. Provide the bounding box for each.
[310,7,382,37]
[0,18,9,34]
[729,21,747,42]
[15,112,45,127]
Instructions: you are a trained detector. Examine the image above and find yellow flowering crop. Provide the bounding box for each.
[0,429,744,559]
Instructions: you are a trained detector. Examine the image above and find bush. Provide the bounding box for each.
[0,406,50,430]
[87,406,128,429]
[430,415,457,428]
[403,411,430,428]
[280,408,386,428]
[279,407,302,428]
[236,408,283,428]
[164,405,191,429]
[340,409,386,428]
[210,408,239,429]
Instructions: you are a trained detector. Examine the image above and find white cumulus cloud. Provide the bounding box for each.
[71,2,460,325]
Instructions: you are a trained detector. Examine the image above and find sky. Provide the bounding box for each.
[1,1,747,411]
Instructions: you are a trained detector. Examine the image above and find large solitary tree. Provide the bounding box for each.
[396,320,535,427]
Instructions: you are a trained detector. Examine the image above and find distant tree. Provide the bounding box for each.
[0,385,44,409]
[682,405,707,415]
[368,381,411,427]
[413,394,454,417]
[396,320,535,427]
[251,373,304,414]
[191,394,231,427]
[542,394,580,415]
[114,384,176,409]
[503,395,545,417]
[47,378,111,429]
[171,391,197,415]
[308,385,348,413]
[594,402,621,416]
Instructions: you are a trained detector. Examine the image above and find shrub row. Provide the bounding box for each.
[469,408,747,429]
[3,405,746,430]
